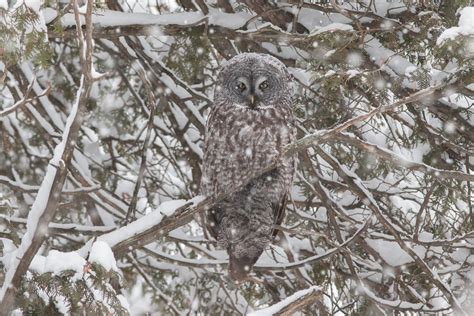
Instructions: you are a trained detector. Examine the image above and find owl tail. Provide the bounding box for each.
[228,251,260,283]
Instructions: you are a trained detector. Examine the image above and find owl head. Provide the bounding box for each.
[214,53,292,110]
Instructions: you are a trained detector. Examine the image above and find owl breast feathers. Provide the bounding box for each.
[200,53,296,283]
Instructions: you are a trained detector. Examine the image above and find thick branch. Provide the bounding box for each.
[248,286,322,316]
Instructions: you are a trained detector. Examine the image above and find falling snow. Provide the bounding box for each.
[1,0,473,314]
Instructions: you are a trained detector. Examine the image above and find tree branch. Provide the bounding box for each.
[331,133,474,182]
[0,79,51,118]
[248,286,322,316]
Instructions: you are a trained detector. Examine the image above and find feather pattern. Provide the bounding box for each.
[200,53,296,282]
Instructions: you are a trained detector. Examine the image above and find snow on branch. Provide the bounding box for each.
[92,192,370,272]
[120,213,370,271]
[45,8,251,38]
[96,197,204,256]
[0,175,100,194]
[0,214,114,235]
[333,133,474,182]
[437,7,474,45]
[248,286,322,316]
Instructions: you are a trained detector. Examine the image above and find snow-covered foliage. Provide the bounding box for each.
[437,7,474,44]
[0,0,473,314]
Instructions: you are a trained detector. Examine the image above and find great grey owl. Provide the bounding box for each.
[200,53,296,283]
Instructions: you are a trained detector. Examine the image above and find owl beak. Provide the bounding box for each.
[248,94,257,108]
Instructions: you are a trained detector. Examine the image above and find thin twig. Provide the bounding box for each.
[0,79,51,117]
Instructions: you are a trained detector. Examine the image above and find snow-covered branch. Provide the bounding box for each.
[248,286,322,316]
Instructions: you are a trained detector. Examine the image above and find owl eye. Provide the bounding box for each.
[236,82,246,92]
[259,81,269,91]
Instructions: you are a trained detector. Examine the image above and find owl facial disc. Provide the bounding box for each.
[214,53,292,111]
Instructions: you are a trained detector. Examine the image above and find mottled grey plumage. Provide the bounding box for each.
[200,53,296,282]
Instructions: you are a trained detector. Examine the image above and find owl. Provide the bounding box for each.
[200,53,296,283]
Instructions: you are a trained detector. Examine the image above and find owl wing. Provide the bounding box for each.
[199,106,227,198]
[200,104,273,198]
[200,106,231,239]
[272,191,288,238]
[206,206,220,239]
